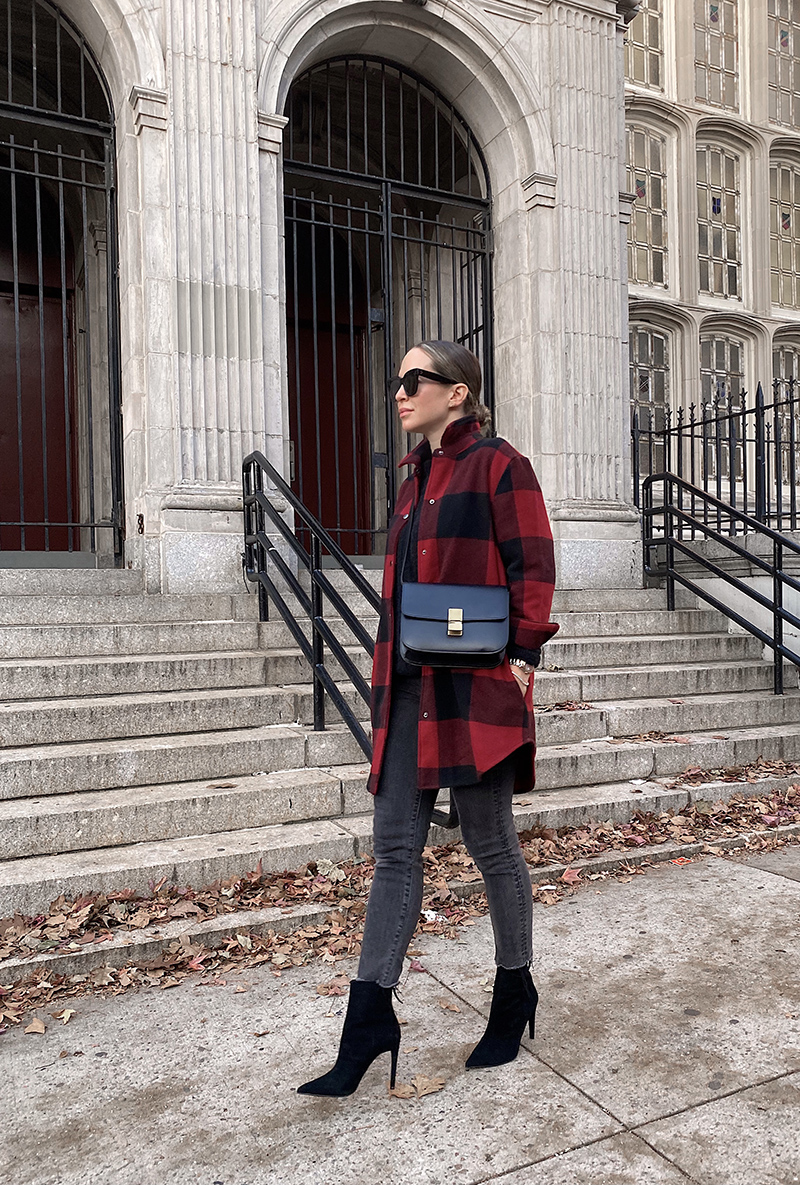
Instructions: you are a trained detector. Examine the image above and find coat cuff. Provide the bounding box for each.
[507,643,541,667]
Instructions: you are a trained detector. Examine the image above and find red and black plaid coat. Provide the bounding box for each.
[368,415,558,795]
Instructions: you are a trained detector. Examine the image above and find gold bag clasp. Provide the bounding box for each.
[447,607,463,636]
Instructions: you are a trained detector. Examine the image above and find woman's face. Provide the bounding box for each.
[393,347,468,444]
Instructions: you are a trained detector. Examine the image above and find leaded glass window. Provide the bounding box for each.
[697,146,741,298]
[770,162,800,308]
[630,324,671,426]
[701,334,745,480]
[625,0,664,90]
[772,341,800,484]
[631,325,670,476]
[627,126,668,286]
[768,0,800,127]
[700,334,744,403]
[695,0,739,110]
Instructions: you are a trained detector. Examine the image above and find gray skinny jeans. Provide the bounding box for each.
[357,677,533,988]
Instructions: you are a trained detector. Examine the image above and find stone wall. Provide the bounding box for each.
[63,0,641,592]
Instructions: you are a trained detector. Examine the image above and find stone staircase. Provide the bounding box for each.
[1,567,799,920]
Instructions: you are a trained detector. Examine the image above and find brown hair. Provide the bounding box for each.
[416,339,492,434]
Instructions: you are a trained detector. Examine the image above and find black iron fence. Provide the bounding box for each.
[632,380,800,537]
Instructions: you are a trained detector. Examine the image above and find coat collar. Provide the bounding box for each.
[398,415,482,469]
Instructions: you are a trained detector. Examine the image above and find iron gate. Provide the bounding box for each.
[284,57,493,554]
[0,0,123,563]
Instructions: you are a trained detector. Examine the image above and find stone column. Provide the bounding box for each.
[544,2,641,588]
[156,0,267,591]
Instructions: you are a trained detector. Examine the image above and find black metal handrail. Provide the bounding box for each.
[632,380,800,535]
[242,450,381,760]
[643,472,800,694]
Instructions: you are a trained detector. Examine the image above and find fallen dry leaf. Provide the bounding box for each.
[411,1073,446,1098]
[52,1008,76,1025]
[437,998,461,1013]
[24,1018,46,1035]
[408,959,426,972]
[388,1081,416,1099]
[560,868,581,886]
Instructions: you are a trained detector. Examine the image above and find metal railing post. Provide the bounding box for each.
[310,533,326,731]
[665,484,675,611]
[774,537,784,696]
[755,382,767,524]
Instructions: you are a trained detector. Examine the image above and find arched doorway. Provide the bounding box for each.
[283,57,493,555]
[0,0,122,563]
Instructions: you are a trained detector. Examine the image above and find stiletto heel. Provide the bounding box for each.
[389,1040,399,1089]
[528,1015,536,1039]
[465,967,539,1070]
[297,980,401,1097]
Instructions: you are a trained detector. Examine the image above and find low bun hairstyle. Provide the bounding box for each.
[416,339,492,435]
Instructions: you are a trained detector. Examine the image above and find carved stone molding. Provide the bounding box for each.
[616,0,641,23]
[619,190,637,226]
[522,171,557,210]
[129,86,168,134]
[258,112,289,154]
[89,221,107,255]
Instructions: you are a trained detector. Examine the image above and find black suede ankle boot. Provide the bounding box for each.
[297,979,401,1097]
[465,966,538,1070]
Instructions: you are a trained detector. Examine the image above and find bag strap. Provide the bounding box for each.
[398,480,418,587]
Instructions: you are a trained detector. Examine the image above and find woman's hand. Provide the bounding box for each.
[510,662,534,697]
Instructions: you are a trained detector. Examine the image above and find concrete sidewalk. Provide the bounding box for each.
[2,849,799,1185]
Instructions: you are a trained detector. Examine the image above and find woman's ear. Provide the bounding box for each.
[450,384,469,408]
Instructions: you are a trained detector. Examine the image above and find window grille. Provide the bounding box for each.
[625,0,664,90]
[695,0,739,110]
[627,125,668,286]
[770,161,800,307]
[768,0,800,127]
[772,341,800,485]
[697,145,741,298]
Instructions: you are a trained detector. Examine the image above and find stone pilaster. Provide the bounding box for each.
[166,0,265,489]
[546,3,641,587]
[156,0,266,590]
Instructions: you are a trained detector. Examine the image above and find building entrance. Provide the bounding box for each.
[283,57,492,555]
[0,0,122,564]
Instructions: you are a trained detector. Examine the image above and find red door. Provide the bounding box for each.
[0,172,78,552]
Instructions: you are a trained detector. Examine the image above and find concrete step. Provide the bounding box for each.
[0,817,360,919]
[0,593,257,627]
[253,607,725,652]
[545,632,762,670]
[3,694,800,805]
[0,763,791,919]
[532,659,791,703]
[0,651,272,700]
[4,673,798,753]
[0,767,365,861]
[0,569,144,596]
[0,722,368,801]
[0,620,264,660]
[0,683,371,748]
[551,608,725,638]
[5,689,800,862]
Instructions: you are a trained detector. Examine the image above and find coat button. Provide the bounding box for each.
[422,549,427,555]
[403,513,409,519]
[435,449,443,455]
[429,498,435,504]
[422,712,428,718]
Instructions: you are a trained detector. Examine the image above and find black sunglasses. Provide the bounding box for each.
[387,368,457,398]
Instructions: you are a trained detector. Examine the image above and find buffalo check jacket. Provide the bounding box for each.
[368,415,559,795]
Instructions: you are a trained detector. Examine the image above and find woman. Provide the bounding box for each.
[298,340,558,1097]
